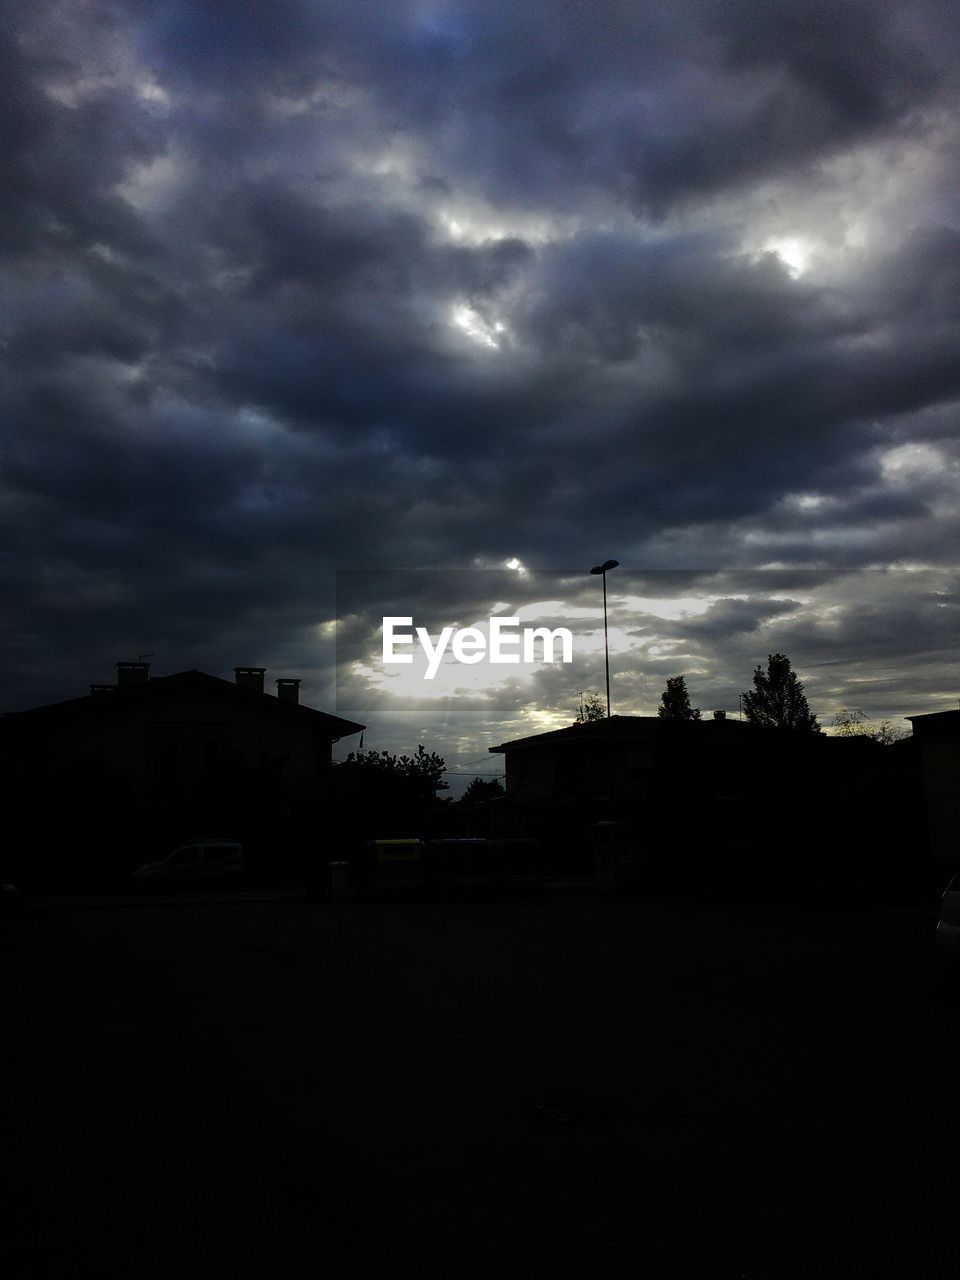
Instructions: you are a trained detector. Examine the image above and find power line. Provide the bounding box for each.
[450,754,499,770]
[445,771,504,777]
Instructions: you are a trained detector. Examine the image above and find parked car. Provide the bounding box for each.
[935,871,960,960]
[131,840,244,889]
[425,838,543,896]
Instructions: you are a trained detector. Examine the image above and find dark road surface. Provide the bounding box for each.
[3,892,957,1277]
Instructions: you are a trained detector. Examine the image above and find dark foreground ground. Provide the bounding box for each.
[3,889,958,1278]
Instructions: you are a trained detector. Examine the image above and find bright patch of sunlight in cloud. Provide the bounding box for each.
[435,203,559,246]
[118,152,180,212]
[762,235,818,278]
[135,78,171,107]
[451,303,506,348]
[620,594,714,621]
[791,493,826,511]
[880,442,944,481]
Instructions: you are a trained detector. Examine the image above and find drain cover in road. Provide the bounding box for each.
[530,1096,625,1125]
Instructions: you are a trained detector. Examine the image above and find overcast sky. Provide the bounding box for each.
[3,1,959,780]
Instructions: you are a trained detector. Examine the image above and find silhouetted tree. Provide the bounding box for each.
[833,709,911,744]
[743,654,820,733]
[574,692,606,723]
[462,776,505,802]
[330,744,447,837]
[870,720,912,745]
[336,745,446,798]
[833,708,868,736]
[658,675,701,721]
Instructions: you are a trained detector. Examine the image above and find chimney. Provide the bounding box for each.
[234,666,266,694]
[116,661,150,688]
[276,678,301,705]
[713,709,726,721]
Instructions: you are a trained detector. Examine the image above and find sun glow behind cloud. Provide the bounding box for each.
[761,235,818,278]
[435,203,561,247]
[450,303,506,348]
[358,616,579,701]
[880,442,945,481]
[619,594,715,620]
[351,591,724,707]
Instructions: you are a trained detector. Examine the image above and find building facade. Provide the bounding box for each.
[907,709,960,869]
[0,662,364,883]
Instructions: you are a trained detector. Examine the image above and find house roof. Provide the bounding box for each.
[489,714,754,754]
[906,709,960,737]
[2,669,365,740]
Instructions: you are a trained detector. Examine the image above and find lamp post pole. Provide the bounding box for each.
[590,559,619,718]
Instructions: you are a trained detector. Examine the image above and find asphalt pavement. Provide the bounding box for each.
[3,891,956,1278]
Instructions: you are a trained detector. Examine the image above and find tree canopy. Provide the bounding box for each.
[574,692,606,723]
[658,675,701,721]
[833,709,911,744]
[330,744,448,836]
[336,744,447,796]
[462,776,505,803]
[742,654,820,733]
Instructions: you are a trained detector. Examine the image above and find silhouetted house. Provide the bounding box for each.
[489,715,769,877]
[490,714,756,815]
[489,715,925,888]
[1,663,363,868]
[907,709,960,869]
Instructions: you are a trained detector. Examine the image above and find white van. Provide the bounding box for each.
[131,840,244,888]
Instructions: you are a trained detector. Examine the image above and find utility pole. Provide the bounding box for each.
[589,560,619,718]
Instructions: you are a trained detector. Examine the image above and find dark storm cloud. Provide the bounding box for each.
[658,595,807,638]
[175,0,942,216]
[0,20,164,259]
[2,0,958,750]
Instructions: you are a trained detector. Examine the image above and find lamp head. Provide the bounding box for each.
[590,559,619,574]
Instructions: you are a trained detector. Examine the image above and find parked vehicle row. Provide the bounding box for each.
[307,837,544,901]
[127,834,544,898]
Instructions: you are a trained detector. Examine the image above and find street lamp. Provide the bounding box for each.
[589,559,619,718]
